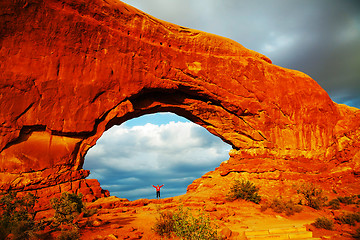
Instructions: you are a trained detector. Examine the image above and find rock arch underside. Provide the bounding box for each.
[1,0,360,213]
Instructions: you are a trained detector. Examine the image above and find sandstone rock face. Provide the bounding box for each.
[0,0,359,208]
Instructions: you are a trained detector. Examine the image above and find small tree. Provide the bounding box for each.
[50,192,84,227]
[227,179,261,204]
[50,192,84,240]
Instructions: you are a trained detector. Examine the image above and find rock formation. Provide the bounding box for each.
[0,0,359,211]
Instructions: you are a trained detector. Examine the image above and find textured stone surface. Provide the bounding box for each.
[0,0,359,207]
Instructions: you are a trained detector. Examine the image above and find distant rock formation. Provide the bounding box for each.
[1,0,359,210]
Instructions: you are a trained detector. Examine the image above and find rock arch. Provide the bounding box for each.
[1,0,359,207]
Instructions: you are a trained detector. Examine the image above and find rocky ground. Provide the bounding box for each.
[36,169,359,240]
[69,193,358,240]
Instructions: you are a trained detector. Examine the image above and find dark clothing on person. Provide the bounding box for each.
[152,184,164,199]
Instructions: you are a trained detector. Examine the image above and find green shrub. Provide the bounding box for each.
[50,192,84,227]
[313,217,334,230]
[335,212,360,226]
[153,206,222,240]
[297,183,327,210]
[261,197,302,216]
[227,179,261,204]
[0,192,39,240]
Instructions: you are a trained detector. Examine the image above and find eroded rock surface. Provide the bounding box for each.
[0,0,359,210]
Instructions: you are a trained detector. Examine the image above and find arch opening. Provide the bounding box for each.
[84,112,231,200]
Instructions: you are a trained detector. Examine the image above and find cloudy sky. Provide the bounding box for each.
[84,113,231,200]
[84,0,360,200]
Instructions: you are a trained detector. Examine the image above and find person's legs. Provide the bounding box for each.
[156,191,160,199]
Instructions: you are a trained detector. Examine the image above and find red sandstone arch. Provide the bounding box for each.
[1,0,359,207]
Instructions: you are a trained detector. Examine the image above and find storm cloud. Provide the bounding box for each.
[84,118,231,200]
[122,0,360,107]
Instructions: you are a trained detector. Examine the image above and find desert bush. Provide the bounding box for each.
[82,207,97,217]
[337,195,359,205]
[352,227,360,239]
[50,192,84,227]
[153,206,222,240]
[0,191,39,240]
[227,179,261,204]
[261,197,302,216]
[57,228,80,240]
[328,198,341,210]
[313,217,334,230]
[335,212,360,226]
[328,195,360,210]
[172,206,220,240]
[297,183,327,210]
[153,210,175,238]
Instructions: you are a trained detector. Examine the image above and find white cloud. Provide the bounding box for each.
[84,117,231,200]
